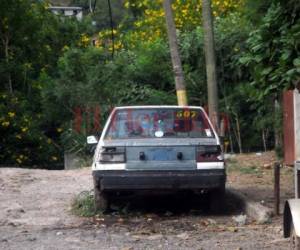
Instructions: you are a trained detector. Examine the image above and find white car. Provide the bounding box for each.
[88,106,226,211]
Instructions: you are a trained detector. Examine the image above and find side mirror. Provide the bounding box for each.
[87,135,98,144]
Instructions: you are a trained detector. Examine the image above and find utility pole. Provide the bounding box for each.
[202,0,219,132]
[163,0,188,106]
[107,0,115,59]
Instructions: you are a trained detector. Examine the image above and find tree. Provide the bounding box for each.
[239,1,300,153]
[202,0,219,131]
[163,0,187,105]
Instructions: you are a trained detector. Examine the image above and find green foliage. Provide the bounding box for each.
[71,0,127,30]
[235,1,300,154]
[0,93,62,166]
[2,0,300,167]
[41,40,176,153]
[240,2,300,101]
[0,0,95,166]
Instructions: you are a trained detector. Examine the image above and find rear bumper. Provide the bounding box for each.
[93,170,226,191]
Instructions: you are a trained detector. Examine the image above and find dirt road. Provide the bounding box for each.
[0,166,290,250]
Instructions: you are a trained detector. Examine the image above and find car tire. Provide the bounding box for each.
[291,222,300,250]
[93,178,109,212]
[209,186,225,214]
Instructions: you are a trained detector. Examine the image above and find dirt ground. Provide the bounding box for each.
[0,151,294,250]
[227,151,294,212]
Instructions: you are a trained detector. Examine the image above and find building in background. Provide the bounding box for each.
[49,6,83,20]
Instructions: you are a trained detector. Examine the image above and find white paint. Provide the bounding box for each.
[285,199,300,237]
[64,10,74,16]
[294,90,300,161]
[93,163,126,171]
[87,135,98,144]
[196,162,224,169]
[205,129,212,137]
[93,162,224,170]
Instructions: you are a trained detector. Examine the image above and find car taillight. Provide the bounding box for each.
[99,147,126,163]
[196,145,223,162]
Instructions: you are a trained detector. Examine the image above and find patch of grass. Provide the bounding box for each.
[227,162,262,175]
[226,162,240,172]
[71,190,97,217]
[239,165,261,175]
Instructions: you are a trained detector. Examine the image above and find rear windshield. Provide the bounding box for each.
[104,108,214,139]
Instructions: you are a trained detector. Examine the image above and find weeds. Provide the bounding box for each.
[227,162,262,175]
[71,190,96,217]
[239,165,261,175]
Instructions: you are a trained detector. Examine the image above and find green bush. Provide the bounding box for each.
[0,93,62,167]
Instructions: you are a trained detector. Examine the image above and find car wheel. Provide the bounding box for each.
[291,223,300,250]
[93,178,109,212]
[209,186,225,214]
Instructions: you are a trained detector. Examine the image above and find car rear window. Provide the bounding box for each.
[104,108,214,139]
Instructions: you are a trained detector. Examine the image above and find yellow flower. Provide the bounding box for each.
[47,138,52,144]
[62,45,69,51]
[80,34,90,47]
[2,121,10,127]
[15,134,22,139]
[21,127,28,133]
[8,112,15,118]
[51,156,58,161]
[56,128,63,133]
[16,158,22,164]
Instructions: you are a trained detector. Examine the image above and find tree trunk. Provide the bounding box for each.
[163,0,187,106]
[232,113,242,154]
[228,116,234,153]
[202,0,219,132]
[262,129,267,152]
[3,35,13,94]
[236,116,242,153]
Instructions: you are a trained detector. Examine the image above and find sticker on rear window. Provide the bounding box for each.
[155,131,164,137]
[205,129,212,137]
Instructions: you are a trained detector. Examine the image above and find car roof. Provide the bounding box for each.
[114,105,204,110]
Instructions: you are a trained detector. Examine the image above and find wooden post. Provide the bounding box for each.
[274,162,280,215]
[202,0,219,132]
[163,0,188,106]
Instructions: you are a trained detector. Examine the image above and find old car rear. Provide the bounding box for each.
[90,106,226,211]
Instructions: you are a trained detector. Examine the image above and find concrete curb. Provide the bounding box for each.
[228,188,274,224]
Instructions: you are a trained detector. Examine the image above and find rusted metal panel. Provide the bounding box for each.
[283,90,295,165]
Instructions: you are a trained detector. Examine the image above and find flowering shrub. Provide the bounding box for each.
[96,0,244,52]
[0,93,62,167]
